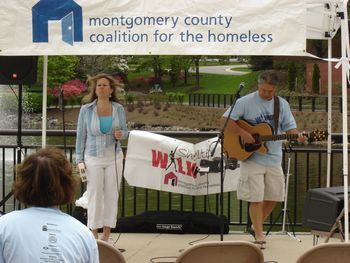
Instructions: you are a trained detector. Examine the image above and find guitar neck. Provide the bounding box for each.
[260,133,299,142]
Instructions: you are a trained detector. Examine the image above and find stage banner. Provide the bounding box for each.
[124,131,239,196]
[0,0,306,56]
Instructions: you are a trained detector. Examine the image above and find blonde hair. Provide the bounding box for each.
[82,73,124,104]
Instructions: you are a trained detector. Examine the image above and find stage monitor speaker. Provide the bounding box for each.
[0,56,38,85]
[302,186,350,232]
[115,211,229,234]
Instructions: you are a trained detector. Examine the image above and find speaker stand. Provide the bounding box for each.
[265,154,301,242]
[311,205,348,245]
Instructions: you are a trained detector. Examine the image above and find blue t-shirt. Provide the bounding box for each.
[223,91,296,166]
[0,207,98,263]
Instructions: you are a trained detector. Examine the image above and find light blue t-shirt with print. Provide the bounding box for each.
[0,207,98,263]
[223,91,296,166]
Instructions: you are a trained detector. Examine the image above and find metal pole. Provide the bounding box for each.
[340,0,349,242]
[326,39,332,188]
[41,55,48,148]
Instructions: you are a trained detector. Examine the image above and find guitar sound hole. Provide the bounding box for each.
[244,143,261,152]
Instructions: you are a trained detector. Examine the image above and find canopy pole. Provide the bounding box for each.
[340,0,349,242]
[41,56,48,148]
[326,39,332,188]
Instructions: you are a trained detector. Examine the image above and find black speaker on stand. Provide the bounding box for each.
[302,186,350,232]
[0,56,38,209]
[0,56,38,85]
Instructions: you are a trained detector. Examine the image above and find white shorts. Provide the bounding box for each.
[237,160,285,202]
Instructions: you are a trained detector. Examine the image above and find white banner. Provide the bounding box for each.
[124,131,239,196]
[0,0,306,56]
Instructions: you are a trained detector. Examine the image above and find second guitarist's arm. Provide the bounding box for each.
[221,117,255,144]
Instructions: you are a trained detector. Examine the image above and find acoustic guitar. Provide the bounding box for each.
[223,119,327,161]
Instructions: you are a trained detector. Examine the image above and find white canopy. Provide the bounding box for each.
[0,0,348,240]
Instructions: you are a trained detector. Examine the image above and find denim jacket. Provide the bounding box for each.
[75,100,128,163]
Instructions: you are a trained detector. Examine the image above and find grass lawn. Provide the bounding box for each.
[128,70,258,96]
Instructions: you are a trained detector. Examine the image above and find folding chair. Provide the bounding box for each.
[296,242,350,263]
[96,240,126,263]
[175,241,264,263]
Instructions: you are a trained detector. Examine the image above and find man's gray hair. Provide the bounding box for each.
[258,70,279,86]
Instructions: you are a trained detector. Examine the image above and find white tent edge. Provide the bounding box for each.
[37,0,350,240]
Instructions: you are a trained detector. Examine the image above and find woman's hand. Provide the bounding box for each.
[114,127,122,140]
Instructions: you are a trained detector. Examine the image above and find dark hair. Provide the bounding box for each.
[82,73,123,104]
[13,147,78,207]
[258,70,279,86]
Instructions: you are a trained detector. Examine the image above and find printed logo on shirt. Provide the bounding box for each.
[255,113,273,124]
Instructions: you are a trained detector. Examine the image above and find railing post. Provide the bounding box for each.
[311,96,316,112]
[298,96,302,111]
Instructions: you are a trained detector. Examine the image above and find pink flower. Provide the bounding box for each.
[51,79,87,98]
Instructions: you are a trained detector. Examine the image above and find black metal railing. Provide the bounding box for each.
[188,94,344,112]
[0,129,348,231]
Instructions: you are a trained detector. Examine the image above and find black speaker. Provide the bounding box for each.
[115,211,229,234]
[302,186,350,231]
[0,56,38,85]
[72,206,87,226]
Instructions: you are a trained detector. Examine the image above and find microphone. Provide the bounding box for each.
[237,82,245,95]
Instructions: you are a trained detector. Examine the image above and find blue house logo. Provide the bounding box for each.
[32,0,83,46]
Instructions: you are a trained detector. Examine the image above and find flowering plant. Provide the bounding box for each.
[50,79,87,98]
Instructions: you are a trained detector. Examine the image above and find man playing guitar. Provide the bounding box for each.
[221,70,306,249]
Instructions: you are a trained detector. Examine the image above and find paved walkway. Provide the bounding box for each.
[195,64,250,75]
[109,231,341,263]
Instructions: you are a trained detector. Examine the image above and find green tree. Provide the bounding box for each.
[134,56,165,88]
[76,55,128,79]
[168,56,182,88]
[37,56,79,87]
[180,56,194,85]
[248,56,273,71]
[193,56,201,89]
[287,62,297,91]
[312,63,320,94]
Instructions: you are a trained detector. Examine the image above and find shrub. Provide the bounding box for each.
[23,92,42,113]
[47,94,58,108]
[125,93,135,104]
[127,104,135,112]
[49,79,87,101]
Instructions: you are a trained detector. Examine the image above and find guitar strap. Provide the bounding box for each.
[273,96,280,135]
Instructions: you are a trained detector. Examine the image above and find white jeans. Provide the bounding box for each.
[85,150,123,230]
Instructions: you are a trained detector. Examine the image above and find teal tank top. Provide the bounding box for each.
[99,116,112,134]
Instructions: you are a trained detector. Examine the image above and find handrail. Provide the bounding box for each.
[1,129,348,143]
[0,129,349,230]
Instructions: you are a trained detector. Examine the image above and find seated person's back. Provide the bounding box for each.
[0,147,98,263]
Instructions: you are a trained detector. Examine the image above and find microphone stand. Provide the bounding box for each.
[59,85,67,155]
[211,82,244,241]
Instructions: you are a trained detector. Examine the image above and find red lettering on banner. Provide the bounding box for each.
[151,150,168,168]
[186,161,197,178]
[176,158,185,174]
